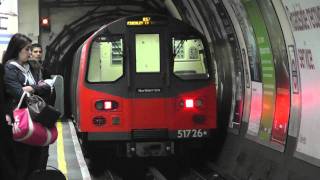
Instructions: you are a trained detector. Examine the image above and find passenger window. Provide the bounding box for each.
[136,34,160,73]
[87,36,123,82]
[172,37,209,80]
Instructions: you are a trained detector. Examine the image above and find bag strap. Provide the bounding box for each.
[10,61,36,85]
[51,75,57,84]
[16,91,30,109]
[10,61,27,73]
[10,61,28,85]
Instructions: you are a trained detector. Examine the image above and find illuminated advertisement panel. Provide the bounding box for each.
[257,0,290,148]
[242,0,276,143]
[282,0,320,166]
[271,0,302,139]
[247,81,263,136]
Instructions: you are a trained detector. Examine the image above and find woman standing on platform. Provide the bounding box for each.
[2,33,51,180]
[0,60,16,180]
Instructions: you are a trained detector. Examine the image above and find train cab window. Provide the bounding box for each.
[87,36,123,82]
[135,34,160,73]
[172,37,209,80]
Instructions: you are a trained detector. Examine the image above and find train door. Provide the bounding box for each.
[128,28,169,129]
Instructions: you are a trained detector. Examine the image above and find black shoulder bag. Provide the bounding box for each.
[27,95,61,128]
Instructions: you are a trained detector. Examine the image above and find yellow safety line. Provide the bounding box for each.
[57,121,68,179]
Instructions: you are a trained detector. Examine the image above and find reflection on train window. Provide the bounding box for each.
[173,40,185,59]
[87,36,123,82]
[136,34,160,73]
[111,40,123,65]
[172,38,209,80]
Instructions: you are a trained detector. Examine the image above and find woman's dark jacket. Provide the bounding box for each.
[3,60,50,116]
[0,63,5,123]
[0,63,10,137]
[0,63,16,180]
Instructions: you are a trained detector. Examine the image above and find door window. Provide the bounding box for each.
[135,34,160,73]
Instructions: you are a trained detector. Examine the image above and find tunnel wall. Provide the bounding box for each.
[39,6,105,56]
[173,0,320,179]
[282,0,320,167]
[210,0,320,179]
[214,123,320,180]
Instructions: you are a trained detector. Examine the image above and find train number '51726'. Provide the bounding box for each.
[177,129,209,138]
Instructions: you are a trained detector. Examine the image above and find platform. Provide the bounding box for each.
[48,121,91,180]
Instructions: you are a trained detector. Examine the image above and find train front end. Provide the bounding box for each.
[73,15,217,157]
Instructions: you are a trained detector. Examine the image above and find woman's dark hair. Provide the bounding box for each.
[1,33,32,65]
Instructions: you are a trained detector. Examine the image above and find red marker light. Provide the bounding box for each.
[42,18,49,25]
[40,17,50,31]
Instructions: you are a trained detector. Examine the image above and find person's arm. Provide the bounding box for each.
[31,83,50,96]
[3,66,24,99]
[22,86,34,93]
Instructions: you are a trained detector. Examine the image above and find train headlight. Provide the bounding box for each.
[95,100,119,110]
[179,98,203,109]
[104,101,112,110]
[185,99,194,108]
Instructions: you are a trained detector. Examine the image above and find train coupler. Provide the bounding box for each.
[126,141,174,157]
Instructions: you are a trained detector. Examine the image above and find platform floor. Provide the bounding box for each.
[48,121,91,180]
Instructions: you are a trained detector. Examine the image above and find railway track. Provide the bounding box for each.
[89,160,227,180]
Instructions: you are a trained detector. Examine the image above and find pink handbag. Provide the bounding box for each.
[12,92,58,146]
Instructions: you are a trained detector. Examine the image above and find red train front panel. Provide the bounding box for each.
[77,83,216,138]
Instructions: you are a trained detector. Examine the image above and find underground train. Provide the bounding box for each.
[70,14,217,157]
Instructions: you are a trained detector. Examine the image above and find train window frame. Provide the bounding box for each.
[171,35,210,80]
[86,34,125,83]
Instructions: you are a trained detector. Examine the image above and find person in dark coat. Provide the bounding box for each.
[29,43,54,170]
[29,43,43,79]
[0,63,16,180]
[29,43,56,105]
[3,33,51,180]
[29,43,52,80]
